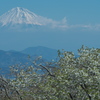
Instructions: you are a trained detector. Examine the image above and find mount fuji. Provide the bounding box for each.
[0,7,67,29]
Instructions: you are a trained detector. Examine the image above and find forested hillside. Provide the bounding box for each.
[0,46,100,100]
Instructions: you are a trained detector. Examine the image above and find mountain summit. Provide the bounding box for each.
[0,7,67,28]
[0,7,44,26]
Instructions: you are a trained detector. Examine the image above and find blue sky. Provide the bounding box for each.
[0,0,100,53]
[0,0,100,24]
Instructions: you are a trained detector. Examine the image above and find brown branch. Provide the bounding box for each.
[15,89,22,100]
[69,93,74,100]
[80,84,91,100]
[0,76,22,100]
[40,65,55,77]
[2,85,10,100]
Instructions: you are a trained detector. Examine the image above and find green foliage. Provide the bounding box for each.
[0,46,100,100]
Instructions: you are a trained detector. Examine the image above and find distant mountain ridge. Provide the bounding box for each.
[0,50,29,75]
[0,46,57,75]
[21,46,57,60]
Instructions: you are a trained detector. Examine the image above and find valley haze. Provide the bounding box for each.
[0,7,100,54]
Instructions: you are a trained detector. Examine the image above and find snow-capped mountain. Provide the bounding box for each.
[0,7,67,26]
[0,7,44,26]
[0,7,67,29]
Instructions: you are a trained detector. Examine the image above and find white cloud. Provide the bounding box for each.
[42,16,100,31]
[64,23,100,31]
[1,7,100,31]
[37,16,68,29]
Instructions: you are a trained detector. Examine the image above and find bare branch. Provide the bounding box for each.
[80,84,91,100]
[69,93,74,100]
[40,65,55,77]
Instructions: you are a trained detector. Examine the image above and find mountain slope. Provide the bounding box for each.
[0,46,58,76]
[0,50,31,76]
[21,46,58,60]
[0,7,46,26]
[0,7,43,26]
[0,7,67,29]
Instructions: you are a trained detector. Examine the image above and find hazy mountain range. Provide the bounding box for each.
[0,46,58,76]
[0,7,99,53]
[0,7,99,77]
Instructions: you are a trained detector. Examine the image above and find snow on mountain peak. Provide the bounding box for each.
[0,7,44,26]
[0,7,67,29]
